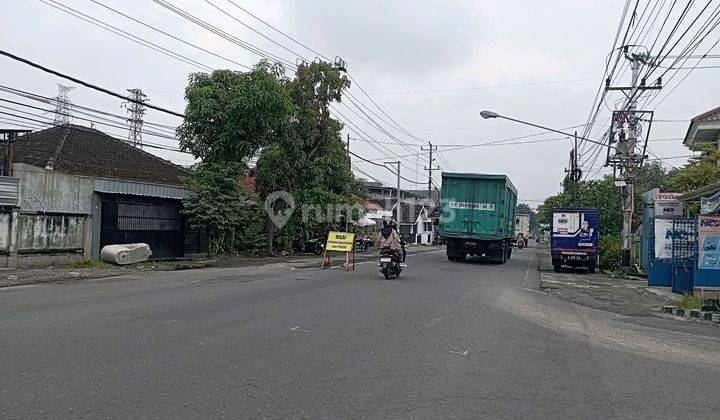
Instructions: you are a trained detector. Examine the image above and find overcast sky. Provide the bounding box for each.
[2,0,719,208]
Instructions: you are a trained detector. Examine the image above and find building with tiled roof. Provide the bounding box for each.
[5,124,189,185]
[683,105,720,151]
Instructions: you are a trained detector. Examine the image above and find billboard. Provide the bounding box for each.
[698,216,720,270]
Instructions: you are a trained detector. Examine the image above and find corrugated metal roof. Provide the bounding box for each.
[94,178,186,199]
[0,176,18,206]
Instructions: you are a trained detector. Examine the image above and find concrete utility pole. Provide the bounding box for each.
[422,142,439,199]
[346,133,351,170]
[385,161,402,225]
[605,48,661,272]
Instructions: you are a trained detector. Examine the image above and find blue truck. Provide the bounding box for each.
[551,207,600,273]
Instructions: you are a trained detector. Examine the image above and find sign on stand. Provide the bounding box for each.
[321,231,355,270]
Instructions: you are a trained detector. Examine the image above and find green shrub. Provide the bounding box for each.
[598,235,622,272]
[676,293,703,309]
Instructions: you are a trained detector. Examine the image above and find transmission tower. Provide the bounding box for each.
[123,88,147,147]
[54,84,74,125]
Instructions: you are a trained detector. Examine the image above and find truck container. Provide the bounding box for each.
[550,207,600,273]
[439,172,518,263]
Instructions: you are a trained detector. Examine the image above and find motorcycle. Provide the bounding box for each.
[291,237,325,255]
[377,249,403,280]
[516,236,525,249]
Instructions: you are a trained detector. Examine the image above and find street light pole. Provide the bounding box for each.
[480,111,623,155]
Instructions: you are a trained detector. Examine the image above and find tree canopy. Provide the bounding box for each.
[178,63,293,164]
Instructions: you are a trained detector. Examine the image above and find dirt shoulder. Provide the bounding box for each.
[534,245,678,317]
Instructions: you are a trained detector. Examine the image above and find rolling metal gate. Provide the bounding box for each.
[100,195,184,259]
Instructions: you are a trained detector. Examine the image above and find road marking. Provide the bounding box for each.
[449,350,469,355]
[523,253,534,285]
[515,286,543,294]
[290,325,310,333]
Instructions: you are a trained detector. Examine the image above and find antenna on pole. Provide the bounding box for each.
[123,88,147,148]
[54,84,74,126]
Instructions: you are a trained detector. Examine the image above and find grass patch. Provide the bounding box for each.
[676,293,703,309]
[72,259,107,269]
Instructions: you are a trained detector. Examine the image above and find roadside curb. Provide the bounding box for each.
[662,306,720,323]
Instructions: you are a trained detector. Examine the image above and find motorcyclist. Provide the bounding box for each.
[377,219,401,261]
[390,220,407,267]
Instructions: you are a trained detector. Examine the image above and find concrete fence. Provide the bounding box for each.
[0,210,91,268]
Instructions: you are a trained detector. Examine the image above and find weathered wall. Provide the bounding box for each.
[0,212,11,251]
[15,163,93,214]
[16,214,86,252]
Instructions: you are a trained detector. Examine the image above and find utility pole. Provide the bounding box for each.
[385,161,401,226]
[565,131,581,206]
[421,142,439,199]
[54,84,74,126]
[123,88,147,148]
[346,133,351,170]
[605,47,661,272]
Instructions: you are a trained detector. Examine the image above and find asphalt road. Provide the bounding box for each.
[1,246,720,419]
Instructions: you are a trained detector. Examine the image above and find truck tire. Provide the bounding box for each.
[506,246,512,260]
[553,264,561,273]
[588,264,596,274]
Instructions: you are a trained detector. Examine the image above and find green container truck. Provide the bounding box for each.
[438,172,518,263]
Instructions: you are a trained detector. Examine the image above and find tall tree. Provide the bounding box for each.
[255,61,362,250]
[179,63,293,254]
[178,63,293,163]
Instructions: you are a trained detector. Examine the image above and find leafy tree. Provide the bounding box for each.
[666,146,720,193]
[182,162,247,255]
[255,61,362,251]
[179,63,293,253]
[178,63,293,163]
[537,193,571,226]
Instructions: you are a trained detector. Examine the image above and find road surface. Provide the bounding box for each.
[1,246,719,418]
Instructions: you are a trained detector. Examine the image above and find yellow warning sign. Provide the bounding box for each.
[325,231,355,252]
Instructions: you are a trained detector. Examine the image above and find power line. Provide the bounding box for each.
[40,0,214,72]
[152,0,297,70]
[366,77,598,95]
[88,0,251,70]
[0,84,178,131]
[223,0,333,62]
[0,49,185,117]
[0,107,185,153]
[202,0,308,60]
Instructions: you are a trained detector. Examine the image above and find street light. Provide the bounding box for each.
[480,110,498,119]
[479,110,622,153]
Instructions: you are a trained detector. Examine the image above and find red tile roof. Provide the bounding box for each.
[692,105,720,122]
